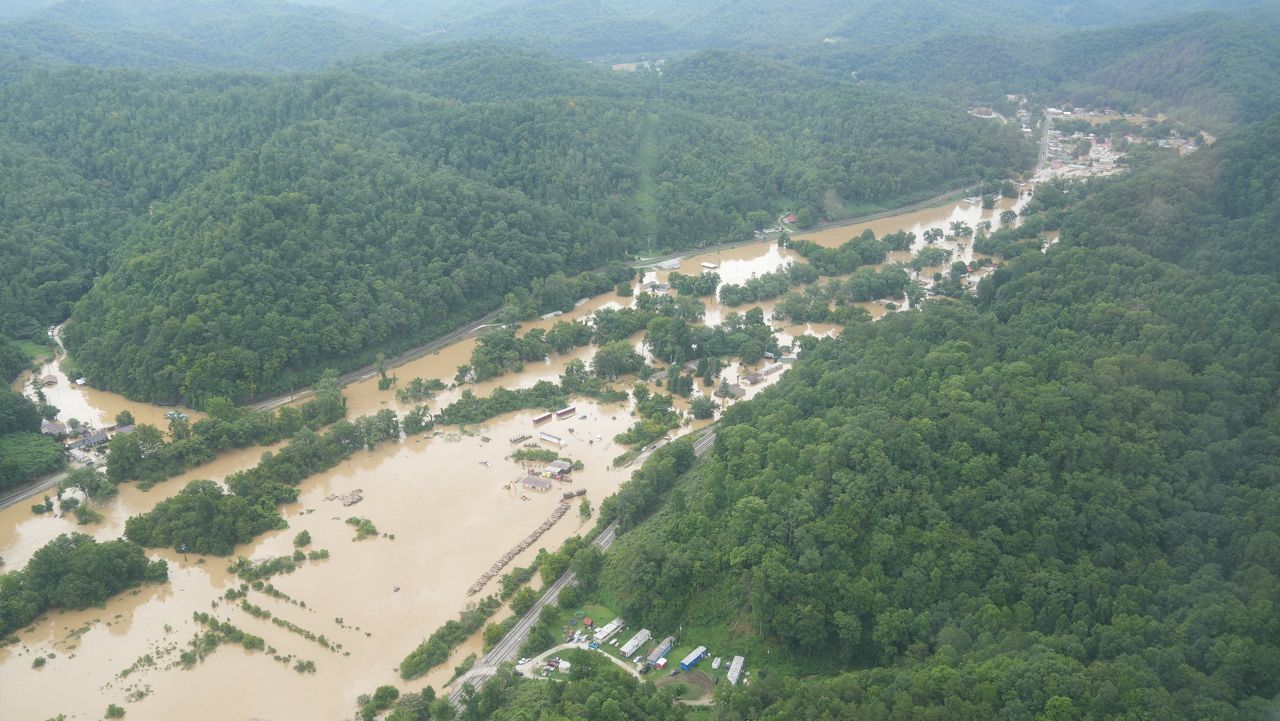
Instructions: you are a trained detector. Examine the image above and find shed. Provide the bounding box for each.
[42,374,58,386]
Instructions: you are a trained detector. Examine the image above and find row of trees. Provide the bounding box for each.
[106,370,346,486]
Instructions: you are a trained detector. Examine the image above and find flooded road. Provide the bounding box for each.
[0,192,1028,721]
[13,341,203,431]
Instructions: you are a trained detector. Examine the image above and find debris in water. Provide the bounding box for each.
[324,489,364,506]
[467,502,571,595]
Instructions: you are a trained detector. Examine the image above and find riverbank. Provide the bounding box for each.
[245,183,982,415]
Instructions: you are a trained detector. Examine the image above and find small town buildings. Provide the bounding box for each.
[727,655,746,685]
[544,459,572,478]
[66,430,108,451]
[620,629,651,656]
[679,646,707,671]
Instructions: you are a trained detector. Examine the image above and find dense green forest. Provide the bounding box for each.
[0,388,65,492]
[0,43,1027,404]
[494,115,1280,719]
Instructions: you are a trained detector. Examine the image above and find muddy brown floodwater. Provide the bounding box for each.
[0,193,1029,721]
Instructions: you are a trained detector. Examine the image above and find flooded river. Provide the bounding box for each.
[0,193,1026,721]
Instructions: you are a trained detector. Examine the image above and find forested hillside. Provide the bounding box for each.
[0,44,1027,404]
[547,116,1280,719]
[0,0,418,71]
[787,6,1280,126]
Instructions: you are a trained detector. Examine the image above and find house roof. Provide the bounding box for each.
[521,475,552,490]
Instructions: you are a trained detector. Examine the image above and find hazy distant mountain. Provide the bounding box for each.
[0,0,420,71]
[295,0,1273,55]
[0,0,59,20]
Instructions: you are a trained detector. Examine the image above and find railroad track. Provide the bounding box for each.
[448,430,717,707]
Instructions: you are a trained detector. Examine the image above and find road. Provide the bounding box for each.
[1038,110,1053,175]
[447,520,621,705]
[447,428,717,706]
[633,183,978,269]
[0,469,71,510]
[245,309,507,412]
[517,641,642,680]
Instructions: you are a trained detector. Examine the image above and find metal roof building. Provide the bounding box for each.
[593,617,625,643]
[619,629,651,657]
[647,636,674,665]
[521,475,552,491]
[727,655,746,685]
[679,646,707,671]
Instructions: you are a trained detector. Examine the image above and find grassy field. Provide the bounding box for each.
[13,338,54,366]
